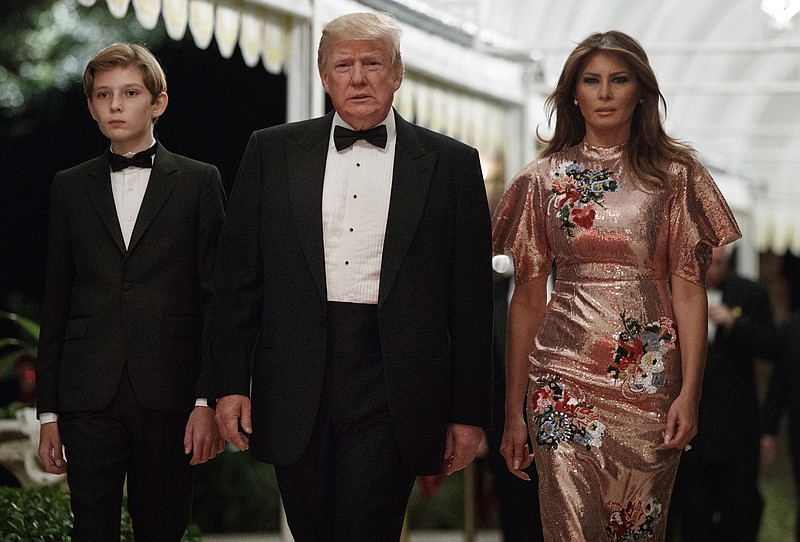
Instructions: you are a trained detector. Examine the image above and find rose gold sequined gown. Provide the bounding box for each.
[492,142,740,541]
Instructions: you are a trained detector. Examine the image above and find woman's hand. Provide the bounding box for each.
[500,276,548,481]
[658,392,699,450]
[500,413,534,480]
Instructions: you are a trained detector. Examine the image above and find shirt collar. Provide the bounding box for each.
[110,137,157,158]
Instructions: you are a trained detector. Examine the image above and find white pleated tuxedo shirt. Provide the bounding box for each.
[322,112,396,304]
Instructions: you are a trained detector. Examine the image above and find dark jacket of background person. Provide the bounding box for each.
[671,264,778,541]
[762,311,800,540]
[697,272,778,462]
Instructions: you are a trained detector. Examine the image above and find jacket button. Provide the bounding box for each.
[123,282,132,290]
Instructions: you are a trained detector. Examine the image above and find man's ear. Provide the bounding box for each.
[153,91,168,119]
[319,68,331,94]
[87,97,97,121]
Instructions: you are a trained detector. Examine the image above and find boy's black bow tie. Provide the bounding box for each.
[109,145,157,172]
[333,125,387,151]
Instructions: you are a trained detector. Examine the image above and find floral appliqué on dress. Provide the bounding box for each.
[551,161,619,235]
[531,376,606,450]
[608,312,676,398]
[606,497,662,541]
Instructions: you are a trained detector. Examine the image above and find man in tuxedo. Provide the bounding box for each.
[212,12,493,541]
[36,43,226,540]
[669,245,777,541]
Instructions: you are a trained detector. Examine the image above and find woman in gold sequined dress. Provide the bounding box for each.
[492,31,741,541]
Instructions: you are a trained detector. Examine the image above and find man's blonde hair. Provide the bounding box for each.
[317,12,405,79]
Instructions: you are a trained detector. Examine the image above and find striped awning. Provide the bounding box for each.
[77,0,302,74]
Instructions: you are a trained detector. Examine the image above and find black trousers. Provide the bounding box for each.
[58,367,192,542]
[274,302,416,542]
[670,450,763,542]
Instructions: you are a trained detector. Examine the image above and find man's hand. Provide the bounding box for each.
[184,406,225,465]
[215,394,252,451]
[708,303,737,330]
[443,423,484,475]
[38,422,67,474]
[761,434,778,467]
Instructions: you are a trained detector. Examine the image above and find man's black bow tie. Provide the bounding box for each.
[109,145,157,172]
[333,125,388,151]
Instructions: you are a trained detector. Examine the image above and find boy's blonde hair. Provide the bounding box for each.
[83,43,167,103]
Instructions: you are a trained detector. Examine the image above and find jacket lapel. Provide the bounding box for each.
[86,152,127,255]
[287,113,334,302]
[127,143,177,254]
[378,112,438,308]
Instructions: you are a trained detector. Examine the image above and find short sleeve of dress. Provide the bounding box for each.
[492,163,552,284]
[669,160,742,285]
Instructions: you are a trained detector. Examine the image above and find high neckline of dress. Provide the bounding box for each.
[580,139,626,159]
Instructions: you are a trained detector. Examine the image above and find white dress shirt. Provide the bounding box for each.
[707,287,723,343]
[322,112,396,304]
[40,141,154,425]
[110,142,155,249]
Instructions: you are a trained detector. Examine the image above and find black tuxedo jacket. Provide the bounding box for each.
[693,274,778,463]
[212,110,493,475]
[36,143,226,415]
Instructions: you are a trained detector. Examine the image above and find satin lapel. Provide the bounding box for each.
[85,153,126,255]
[127,145,177,254]
[287,114,334,302]
[378,114,438,309]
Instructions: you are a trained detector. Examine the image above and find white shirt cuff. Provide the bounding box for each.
[39,412,58,424]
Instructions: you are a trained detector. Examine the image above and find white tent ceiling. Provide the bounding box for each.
[399,0,800,254]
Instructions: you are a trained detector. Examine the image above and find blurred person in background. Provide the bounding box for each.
[670,245,778,541]
[760,264,800,541]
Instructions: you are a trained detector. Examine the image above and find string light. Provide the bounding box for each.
[761,0,800,29]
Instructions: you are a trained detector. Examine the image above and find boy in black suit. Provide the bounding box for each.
[36,43,226,541]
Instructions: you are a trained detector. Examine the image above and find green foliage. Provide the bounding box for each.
[191,448,281,532]
[0,400,27,419]
[0,485,73,541]
[407,471,466,529]
[0,311,40,343]
[0,485,201,541]
[0,311,39,382]
[757,427,797,542]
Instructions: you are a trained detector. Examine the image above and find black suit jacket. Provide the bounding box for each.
[693,274,778,463]
[763,312,800,448]
[37,143,226,415]
[212,110,493,475]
